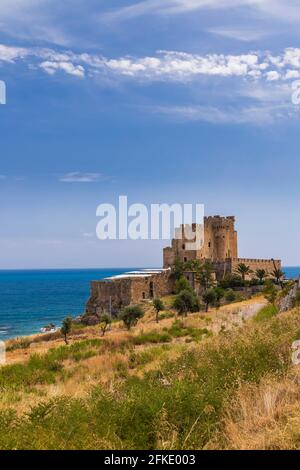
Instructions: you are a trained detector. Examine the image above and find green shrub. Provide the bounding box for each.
[133,331,172,346]
[225,289,236,303]
[254,304,279,322]
[175,276,192,294]
[173,290,200,316]
[119,306,144,330]
[0,312,298,449]
[218,274,245,289]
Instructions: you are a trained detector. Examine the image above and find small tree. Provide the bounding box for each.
[236,263,252,282]
[263,280,277,305]
[272,268,285,289]
[214,287,225,310]
[61,316,72,345]
[175,276,192,294]
[202,289,217,312]
[119,305,144,330]
[225,289,236,303]
[153,298,165,323]
[195,261,215,290]
[256,269,267,284]
[99,313,112,336]
[170,258,185,280]
[173,289,200,316]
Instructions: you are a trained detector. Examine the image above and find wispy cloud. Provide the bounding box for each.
[208,27,268,42]
[102,0,253,22]
[152,102,295,125]
[101,0,300,24]
[59,172,109,183]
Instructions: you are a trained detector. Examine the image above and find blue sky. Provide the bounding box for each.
[0,0,300,268]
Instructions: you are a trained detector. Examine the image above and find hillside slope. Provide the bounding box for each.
[1,297,300,450]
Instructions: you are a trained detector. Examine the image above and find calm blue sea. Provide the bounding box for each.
[0,266,299,340]
[0,268,131,340]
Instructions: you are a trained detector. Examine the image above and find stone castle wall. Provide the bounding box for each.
[86,215,282,316]
[86,270,173,315]
[86,278,132,315]
[232,258,281,279]
[163,216,238,268]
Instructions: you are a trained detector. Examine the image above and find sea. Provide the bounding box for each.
[0,266,299,340]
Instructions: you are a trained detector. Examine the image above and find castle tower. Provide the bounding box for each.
[163,216,238,267]
[204,216,238,261]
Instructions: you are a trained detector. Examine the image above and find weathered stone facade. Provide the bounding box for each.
[163,216,238,267]
[86,269,173,316]
[164,216,281,280]
[85,215,282,314]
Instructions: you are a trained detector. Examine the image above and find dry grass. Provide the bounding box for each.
[217,369,300,450]
[4,295,266,367]
[0,295,270,426]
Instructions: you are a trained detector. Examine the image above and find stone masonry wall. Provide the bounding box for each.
[85,271,174,316]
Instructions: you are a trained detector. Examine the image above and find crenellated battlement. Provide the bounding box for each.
[163,215,281,280]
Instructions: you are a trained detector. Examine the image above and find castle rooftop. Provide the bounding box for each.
[104,268,169,281]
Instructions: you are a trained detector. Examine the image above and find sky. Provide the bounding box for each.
[0,0,300,268]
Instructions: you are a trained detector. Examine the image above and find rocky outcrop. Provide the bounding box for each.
[277,278,300,312]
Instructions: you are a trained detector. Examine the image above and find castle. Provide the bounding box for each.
[86,215,281,315]
[163,216,280,280]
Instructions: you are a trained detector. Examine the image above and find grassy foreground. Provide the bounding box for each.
[1,301,300,449]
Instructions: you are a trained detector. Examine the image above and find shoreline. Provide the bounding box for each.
[3,295,268,367]
[1,267,299,343]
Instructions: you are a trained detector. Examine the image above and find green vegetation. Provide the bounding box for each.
[294,291,300,308]
[133,331,172,346]
[1,311,300,449]
[61,317,72,345]
[173,289,200,316]
[153,299,165,323]
[202,288,217,312]
[165,321,210,342]
[235,263,252,282]
[272,268,285,288]
[256,269,267,284]
[224,289,236,303]
[254,304,279,322]
[98,313,112,336]
[175,276,192,294]
[119,306,144,330]
[218,273,245,289]
[0,339,103,392]
[263,280,278,305]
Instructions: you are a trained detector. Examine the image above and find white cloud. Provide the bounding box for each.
[1,42,300,125]
[266,70,281,81]
[39,60,85,78]
[59,172,108,183]
[0,44,28,62]
[2,42,300,85]
[285,70,300,79]
[0,175,7,180]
